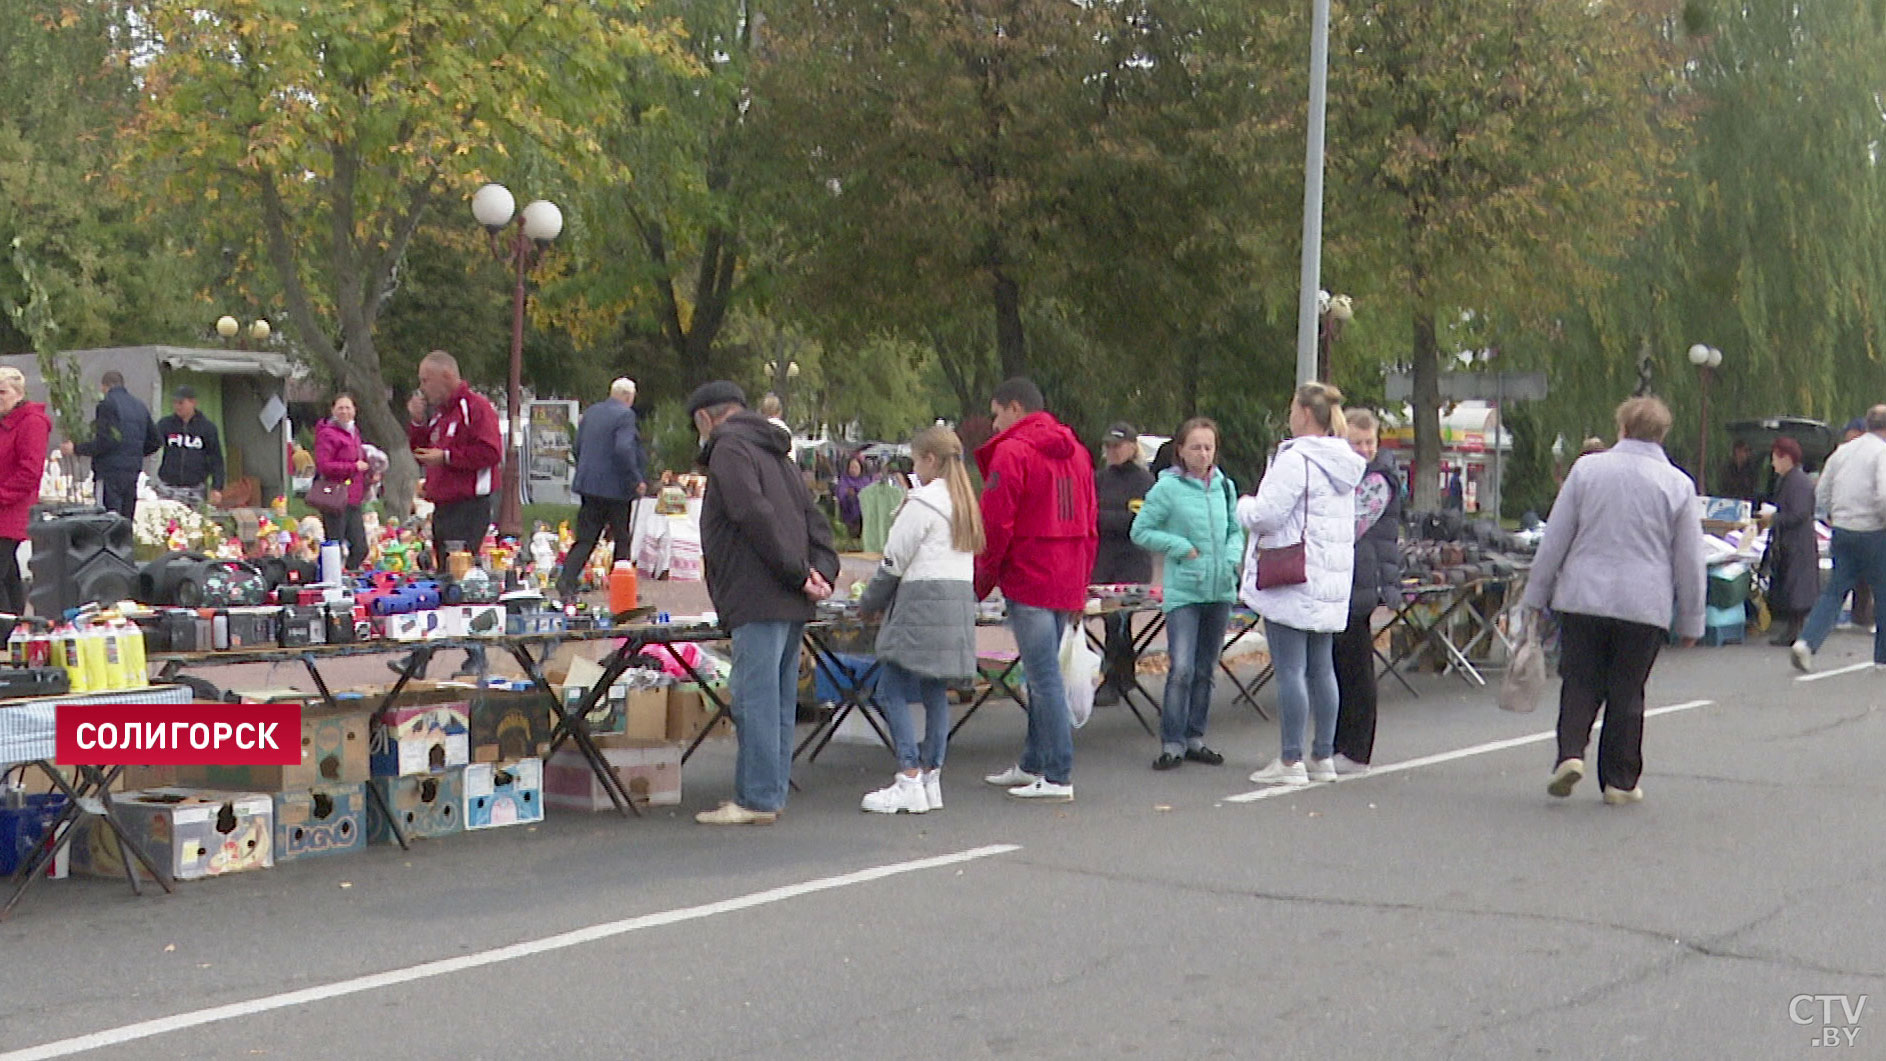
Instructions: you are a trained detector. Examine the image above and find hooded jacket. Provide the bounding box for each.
[857,477,978,678]
[1093,459,1155,584]
[571,398,644,502]
[0,401,51,541]
[1131,466,1243,611]
[1237,434,1367,633]
[74,385,157,476]
[155,411,225,489]
[406,381,503,505]
[314,418,370,507]
[974,411,1099,611]
[700,411,840,629]
[1349,450,1404,614]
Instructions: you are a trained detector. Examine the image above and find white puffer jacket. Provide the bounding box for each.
[1238,434,1367,633]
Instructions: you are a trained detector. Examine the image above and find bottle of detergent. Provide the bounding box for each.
[609,561,639,615]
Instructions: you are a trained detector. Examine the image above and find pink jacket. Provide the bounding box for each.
[314,418,369,507]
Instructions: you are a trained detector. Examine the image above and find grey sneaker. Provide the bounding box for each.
[1548,758,1584,798]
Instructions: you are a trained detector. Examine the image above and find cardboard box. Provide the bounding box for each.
[367,769,465,842]
[70,788,274,882]
[666,682,732,743]
[390,609,443,641]
[463,759,544,829]
[439,604,506,638]
[370,702,470,777]
[272,783,367,862]
[176,706,372,790]
[469,689,552,763]
[542,741,681,811]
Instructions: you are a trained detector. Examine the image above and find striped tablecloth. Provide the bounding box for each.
[0,684,193,765]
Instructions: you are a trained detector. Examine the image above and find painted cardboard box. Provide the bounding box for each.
[176,705,372,790]
[370,702,470,777]
[367,768,465,843]
[543,741,681,812]
[463,759,544,830]
[469,689,552,763]
[70,788,273,882]
[272,783,367,862]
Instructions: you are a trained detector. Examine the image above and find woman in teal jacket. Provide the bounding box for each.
[1130,418,1245,770]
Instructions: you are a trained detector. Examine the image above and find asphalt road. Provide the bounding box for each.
[2,625,1883,1060]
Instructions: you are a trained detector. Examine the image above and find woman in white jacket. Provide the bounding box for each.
[856,427,984,814]
[1240,383,1366,786]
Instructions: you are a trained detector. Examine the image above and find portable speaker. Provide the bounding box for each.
[29,511,138,617]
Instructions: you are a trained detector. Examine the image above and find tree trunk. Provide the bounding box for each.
[992,267,1027,380]
[1411,308,1443,511]
[344,332,422,519]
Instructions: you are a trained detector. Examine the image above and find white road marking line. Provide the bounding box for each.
[1223,700,1717,803]
[0,843,1022,1061]
[1795,662,1875,683]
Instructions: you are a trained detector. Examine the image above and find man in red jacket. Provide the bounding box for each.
[975,377,1097,802]
[405,349,502,675]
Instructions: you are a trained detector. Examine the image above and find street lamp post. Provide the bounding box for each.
[216,315,270,350]
[1315,291,1353,382]
[1687,342,1723,494]
[472,182,562,538]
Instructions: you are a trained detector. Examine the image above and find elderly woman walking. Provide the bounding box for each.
[1523,397,1705,805]
[1763,437,1819,646]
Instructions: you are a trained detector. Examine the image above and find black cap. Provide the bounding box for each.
[1102,422,1136,443]
[172,385,197,401]
[685,380,747,417]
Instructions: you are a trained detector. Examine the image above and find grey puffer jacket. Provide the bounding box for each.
[858,479,978,679]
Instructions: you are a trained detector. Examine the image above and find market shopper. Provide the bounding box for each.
[0,368,51,614]
[1129,417,1242,770]
[1524,396,1705,804]
[1092,421,1155,706]
[835,455,871,540]
[857,426,983,814]
[406,350,503,677]
[1790,406,1886,671]
[690,381,840,826]
[62,369,157,521]
[560,378,645,603]
[314,394,372,570]
[976,377,1098,802]
[1332,409,1402,775]
[1240,382,1365,788]
[153,385,226,507]
[1762,437,1818,647]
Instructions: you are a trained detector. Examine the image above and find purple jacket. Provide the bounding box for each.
[315,418,369,507]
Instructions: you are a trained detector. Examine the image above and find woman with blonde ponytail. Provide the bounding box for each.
[856,426,983,814]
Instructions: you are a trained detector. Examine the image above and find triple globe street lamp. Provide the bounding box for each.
[471,182,563,538]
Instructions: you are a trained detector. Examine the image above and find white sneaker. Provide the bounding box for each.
[1006,779,1074,802]
[1548,758,1584,798]
[1248,759,1310,786]
[861,774,930,815]
[1332,754,1372,776]
[1602,785,1644,805]
[1791,640,1814,673]
[922,769,943,810]
[1305,758,1338,782]
[984,765,1041,787]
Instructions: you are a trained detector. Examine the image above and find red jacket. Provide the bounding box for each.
[974,411,1098,610]
[0,401,50,541]
[407,383,502,505]
[315,418,370,506]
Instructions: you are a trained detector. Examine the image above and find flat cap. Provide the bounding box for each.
[685,381,747,417]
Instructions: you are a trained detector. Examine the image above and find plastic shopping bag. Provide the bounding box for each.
[1498,612,1547,714]
[1059,621,1100,729]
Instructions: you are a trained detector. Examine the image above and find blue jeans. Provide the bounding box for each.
[1160,601,1232,756]
[1801,528,1886,661]
[1266,620,1338,763]
[1009,603,1074,784]
[730,621,804,813]
[876,660,950,771]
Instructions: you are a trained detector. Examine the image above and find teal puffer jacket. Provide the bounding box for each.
[1130,467,1244,611]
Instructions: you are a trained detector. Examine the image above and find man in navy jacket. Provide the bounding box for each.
[62,369,157,520]
[558,377,646,601]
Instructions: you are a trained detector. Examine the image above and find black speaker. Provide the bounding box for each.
[29,511,138,617]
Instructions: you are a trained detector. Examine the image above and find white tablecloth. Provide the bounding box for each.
[0,684,193,765]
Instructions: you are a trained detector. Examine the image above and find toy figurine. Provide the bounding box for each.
[530,523,558,581]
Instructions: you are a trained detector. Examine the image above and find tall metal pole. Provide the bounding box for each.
[1695,367,1710,496]
[1295,0,1332,386]
[501,224,528,538]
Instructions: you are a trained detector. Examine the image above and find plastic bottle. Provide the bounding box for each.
[119,620,147,689]
[7,619,26,666]
[609,561,639,614]
[56,623,88,694]
[99,624,125,692]
[26,620,52,668]
[78,623,110,692]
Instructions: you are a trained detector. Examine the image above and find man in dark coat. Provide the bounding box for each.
[62,369,157,520]
[689,380,840,826]
[559,377,645,602]
[154,385,226,506]
[1092,422,1154,704]
[1763,437,1819,645]
[1719,440,1763,504]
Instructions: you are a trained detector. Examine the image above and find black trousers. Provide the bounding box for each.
[430,496,493,569]
[1555,612,1664,790]
[0,537,23,616]
[99,471,139,522]
[558,496,632,598]
[1101,612,1137,688]
[321,504,368,571]
[1332,606,1378,764]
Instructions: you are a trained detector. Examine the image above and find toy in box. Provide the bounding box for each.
[463,759,544,829]
[370,701,470,777]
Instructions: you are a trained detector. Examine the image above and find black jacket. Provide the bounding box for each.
[1092,460,1155,583]
[1763,465,1820,616]
[700,412,840,630]
[155,412,225,489]
[1350,451,1404,614]
[74,385,157,475]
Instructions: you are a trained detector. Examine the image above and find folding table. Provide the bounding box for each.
[1079,605,1161,737]
[795,623,894,763]
[1378,576,1524,688]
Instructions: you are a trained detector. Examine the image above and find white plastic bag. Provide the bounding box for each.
[1499,612,1547,714]
[1059,621,1100,728]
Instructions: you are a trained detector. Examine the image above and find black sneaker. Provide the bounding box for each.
[1183,746,1225,766]
[1152,752,1184,771]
